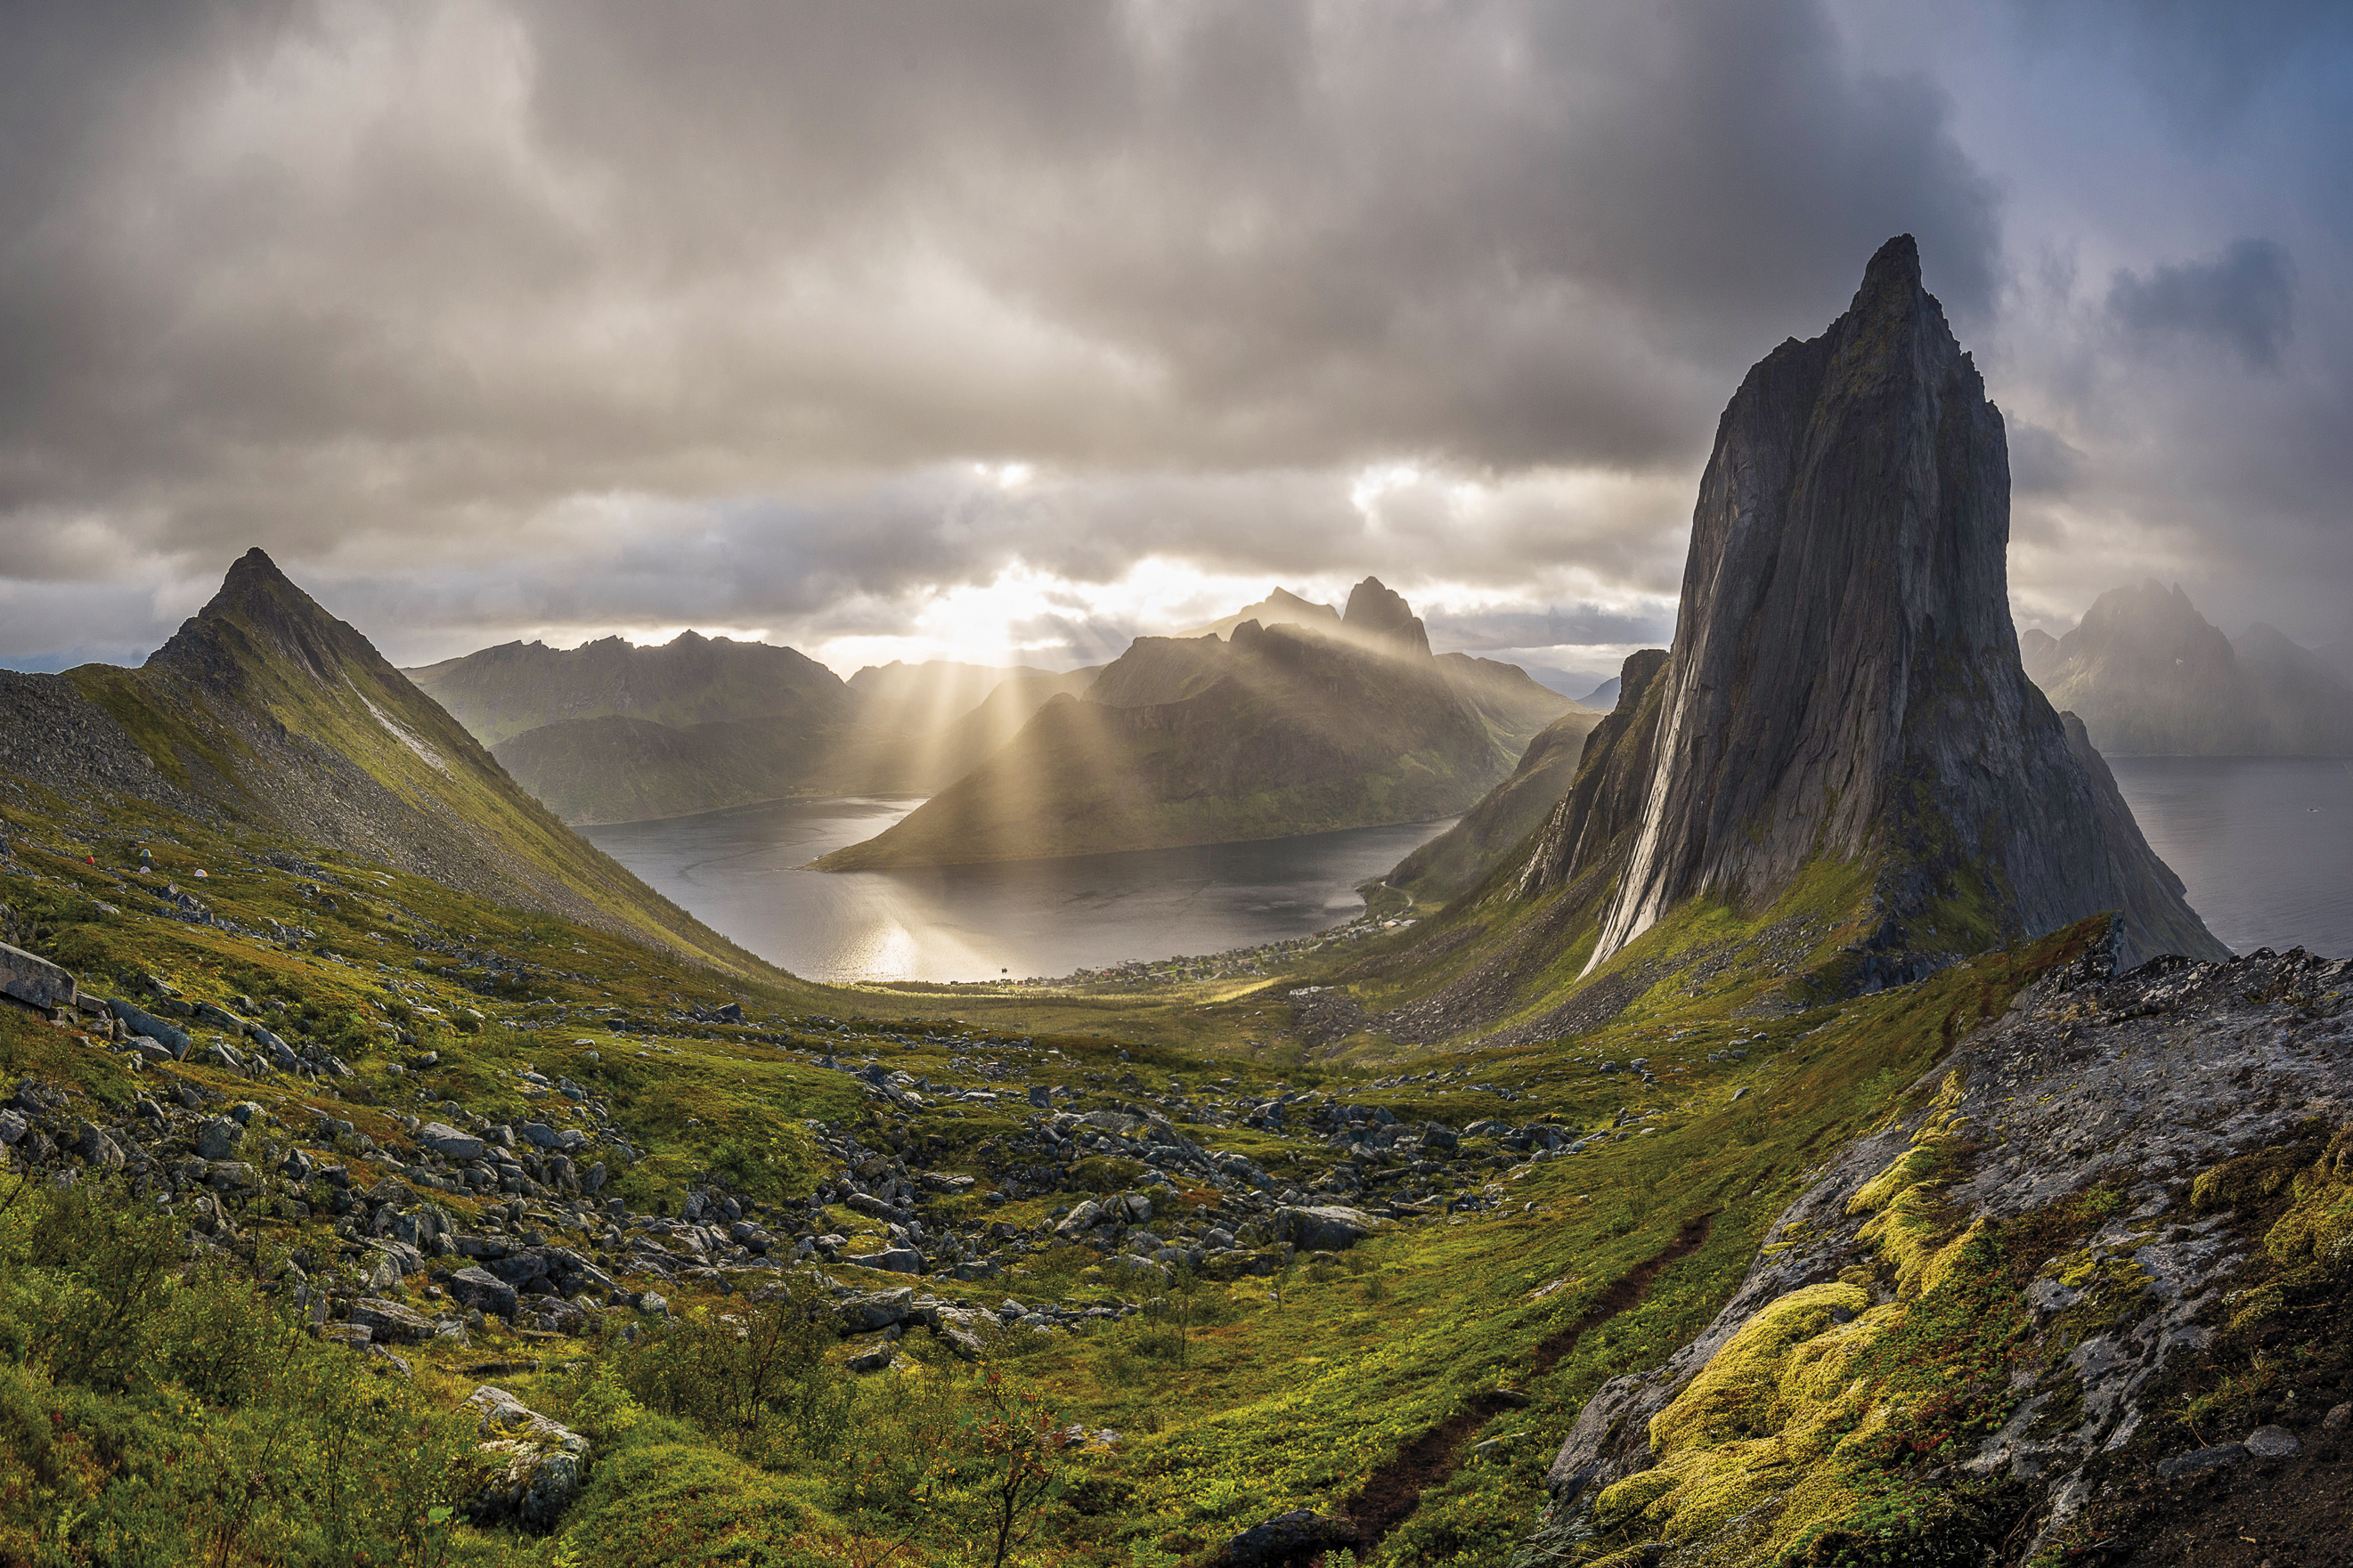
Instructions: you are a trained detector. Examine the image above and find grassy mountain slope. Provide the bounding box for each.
[816,616,1529,870]
[0,739,2154,1568]
[45,548,768,973]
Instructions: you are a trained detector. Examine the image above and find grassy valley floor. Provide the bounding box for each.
[0,775,2113,1566]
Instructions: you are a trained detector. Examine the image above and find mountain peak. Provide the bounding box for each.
[222,544,292,591]
[1854,232,1920,305]
[1551,238,2222,978]
[1340,576,1431,658]
[150,544,371,688]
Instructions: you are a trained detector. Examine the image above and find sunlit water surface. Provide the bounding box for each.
[2108,756,2353,959]
[581,796,1454,983]
[582,759,2350,983]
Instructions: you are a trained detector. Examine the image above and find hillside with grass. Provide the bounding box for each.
[0,549,768,975]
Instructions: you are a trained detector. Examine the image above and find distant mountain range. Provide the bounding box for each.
[2020,581,2353,755]
[407,642,1095,825]
[407,576,1576,863]
[815,578,1576,869]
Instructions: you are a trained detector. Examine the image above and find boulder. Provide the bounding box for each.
[837,1288,916,1334]
[2243,1425,2301,1458]
[846,1246,923,1275]
[1271,1205,1384,1252]
[484,1248,554,1288]
[461,1385,588,1531]
[1054,1199,1104,1238]
[2156,1442,2247,1480]
[0,942,75,1013]
[1213,1509,1351,1568]
[445,1266,521,1318]
[348,1298,436,1345]
[252,1028,299,1071]
[74,1122,124,1170]
[418,1121,485,1161]
[106,999,189,1057]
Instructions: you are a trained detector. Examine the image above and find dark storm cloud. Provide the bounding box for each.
[4,0,2349,675]
[2107,240,2297,370]
[0,0,1999,625]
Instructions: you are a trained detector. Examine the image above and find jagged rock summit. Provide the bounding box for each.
[1558,236,2224,976]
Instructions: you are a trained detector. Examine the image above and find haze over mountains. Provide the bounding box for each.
[816,578,1581,869]
[2020,580,2353,756]
[408,640,1095,825]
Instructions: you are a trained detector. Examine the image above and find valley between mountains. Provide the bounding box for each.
[2,237,2350,1568]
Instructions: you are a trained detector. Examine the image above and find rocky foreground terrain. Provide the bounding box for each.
[1530,939,2353,1566]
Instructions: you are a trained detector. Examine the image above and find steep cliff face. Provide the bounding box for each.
[1567,236,2222,975]
[1515,649,1671,901]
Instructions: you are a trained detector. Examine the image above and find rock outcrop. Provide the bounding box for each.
[1543,237,2223,976]
[1534,942,2353,1565]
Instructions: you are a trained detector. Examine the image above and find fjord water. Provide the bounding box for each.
[581,796,1454,983]
[2107,756,2353,959]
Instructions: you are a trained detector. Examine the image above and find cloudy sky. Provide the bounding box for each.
[2,1,2348,689]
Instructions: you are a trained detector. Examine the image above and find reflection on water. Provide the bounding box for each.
[582,759,2351,982]
[2108,756,2353,959]
[581,796,1454,983]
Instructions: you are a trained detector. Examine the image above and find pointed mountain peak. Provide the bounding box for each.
[151,546,378,688]
[1549,236,2222,979]
[1854,232,1921,304]
[223,544,292,589]
[197,546,311,621]
[1340,577,1431,658]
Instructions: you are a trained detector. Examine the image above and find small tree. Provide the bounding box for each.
[963,1369,1071,1568]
